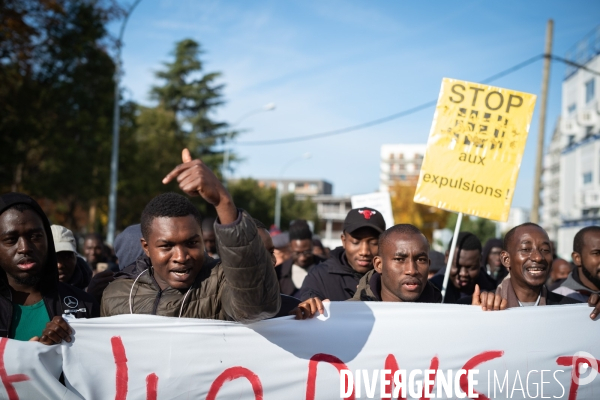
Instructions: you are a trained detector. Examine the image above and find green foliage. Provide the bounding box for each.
[227,178,318,231]
[149,38,235,174]
[445,213,498,245]
[0,0,120,229]
[116,38,236,229]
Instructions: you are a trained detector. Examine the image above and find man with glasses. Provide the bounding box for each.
[275,220,325,297]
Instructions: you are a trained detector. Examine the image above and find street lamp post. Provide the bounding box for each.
[106,0,143,246]
[222,102,275,181]
[274,153,312,229]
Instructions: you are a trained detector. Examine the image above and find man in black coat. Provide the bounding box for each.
[0,193,98,343]
[429,232,497,304]
[298,207,385,301]
[275,220,325,297]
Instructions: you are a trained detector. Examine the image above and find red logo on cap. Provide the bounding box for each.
[358,209,376,220]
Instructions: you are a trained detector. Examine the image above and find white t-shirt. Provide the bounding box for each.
[291,264,313,289]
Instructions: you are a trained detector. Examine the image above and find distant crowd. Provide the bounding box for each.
[1,149,598,352]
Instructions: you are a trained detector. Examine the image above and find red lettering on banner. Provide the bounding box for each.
[420,356,439,400]
[557,355,600,400]
[206,366,263,400]
[0,338,29,400]
[460,350,504,400]
[306,353,355,400]
[146,373,158,400]
[111,336,129,400]
[383,354,406,400]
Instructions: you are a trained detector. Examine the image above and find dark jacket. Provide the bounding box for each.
[65,256,92,290]
[275,254,326,297]
[349,269,442,303]
[553,267,599,302]
[298,247,363,301]
[481,238,508,285]
[0,193,99,338]
[429,267,497,304]
[101,210,281,322]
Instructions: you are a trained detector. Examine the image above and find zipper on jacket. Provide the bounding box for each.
[152,290,162,315]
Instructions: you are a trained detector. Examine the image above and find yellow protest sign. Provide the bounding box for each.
[413,78,536,222]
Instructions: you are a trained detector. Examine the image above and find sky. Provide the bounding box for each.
[110,0,600,210]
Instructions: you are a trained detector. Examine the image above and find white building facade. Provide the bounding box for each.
[379,144,426,192]
[541,26,600,258]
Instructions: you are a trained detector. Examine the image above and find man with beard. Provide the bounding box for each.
[554,226,600,302]
[0,193,98,342]
[298,208,385,301]
[429,232,497,304]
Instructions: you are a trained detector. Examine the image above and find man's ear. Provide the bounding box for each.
[141,237,150,257]
[373,256,383,274]
[444,250,449,264]
[500,250,510,270]
[341,232,346,250]
[572,252,582,267]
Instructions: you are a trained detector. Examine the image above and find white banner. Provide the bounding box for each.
[2,303,599,400]
[351,192,395,229]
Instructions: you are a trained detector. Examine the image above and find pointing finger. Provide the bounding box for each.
[182,148,192,163]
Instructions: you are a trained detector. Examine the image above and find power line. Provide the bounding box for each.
[236,53,588,146]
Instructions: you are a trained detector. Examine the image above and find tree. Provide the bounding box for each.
[0,0,121,230]
[150,38,235,174]
[115,39,237,230]
[389,182,450,242]
[227,178,318,231]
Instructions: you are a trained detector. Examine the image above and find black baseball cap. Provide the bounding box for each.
[343,207,386,234]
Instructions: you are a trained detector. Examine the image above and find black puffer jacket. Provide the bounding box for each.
[298,247,364,301]
[0,193,99,338]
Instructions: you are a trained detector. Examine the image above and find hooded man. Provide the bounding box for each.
[101,149,280,321]
[429,232,497,304]
[554,226,600,302]
[0,193,98,343]
[298,207,385,301]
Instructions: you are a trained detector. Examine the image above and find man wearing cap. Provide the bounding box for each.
[0,193,98,343]
[298,208,385,301]
[51,224,92,290]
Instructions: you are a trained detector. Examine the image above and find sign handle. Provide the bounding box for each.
[441,212,463,302]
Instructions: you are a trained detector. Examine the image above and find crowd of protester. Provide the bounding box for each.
[1,148,599,351]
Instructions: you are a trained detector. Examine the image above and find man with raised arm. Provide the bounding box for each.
[101,149,280,321]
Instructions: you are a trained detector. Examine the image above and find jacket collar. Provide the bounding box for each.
[354,269,441,303]
[327,247,361,276]
[561,268,600,295]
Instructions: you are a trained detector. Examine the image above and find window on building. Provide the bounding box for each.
[567,103,576,114]
[586,79,595,103]
[568,135,576,146]
[583,172,593,184]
